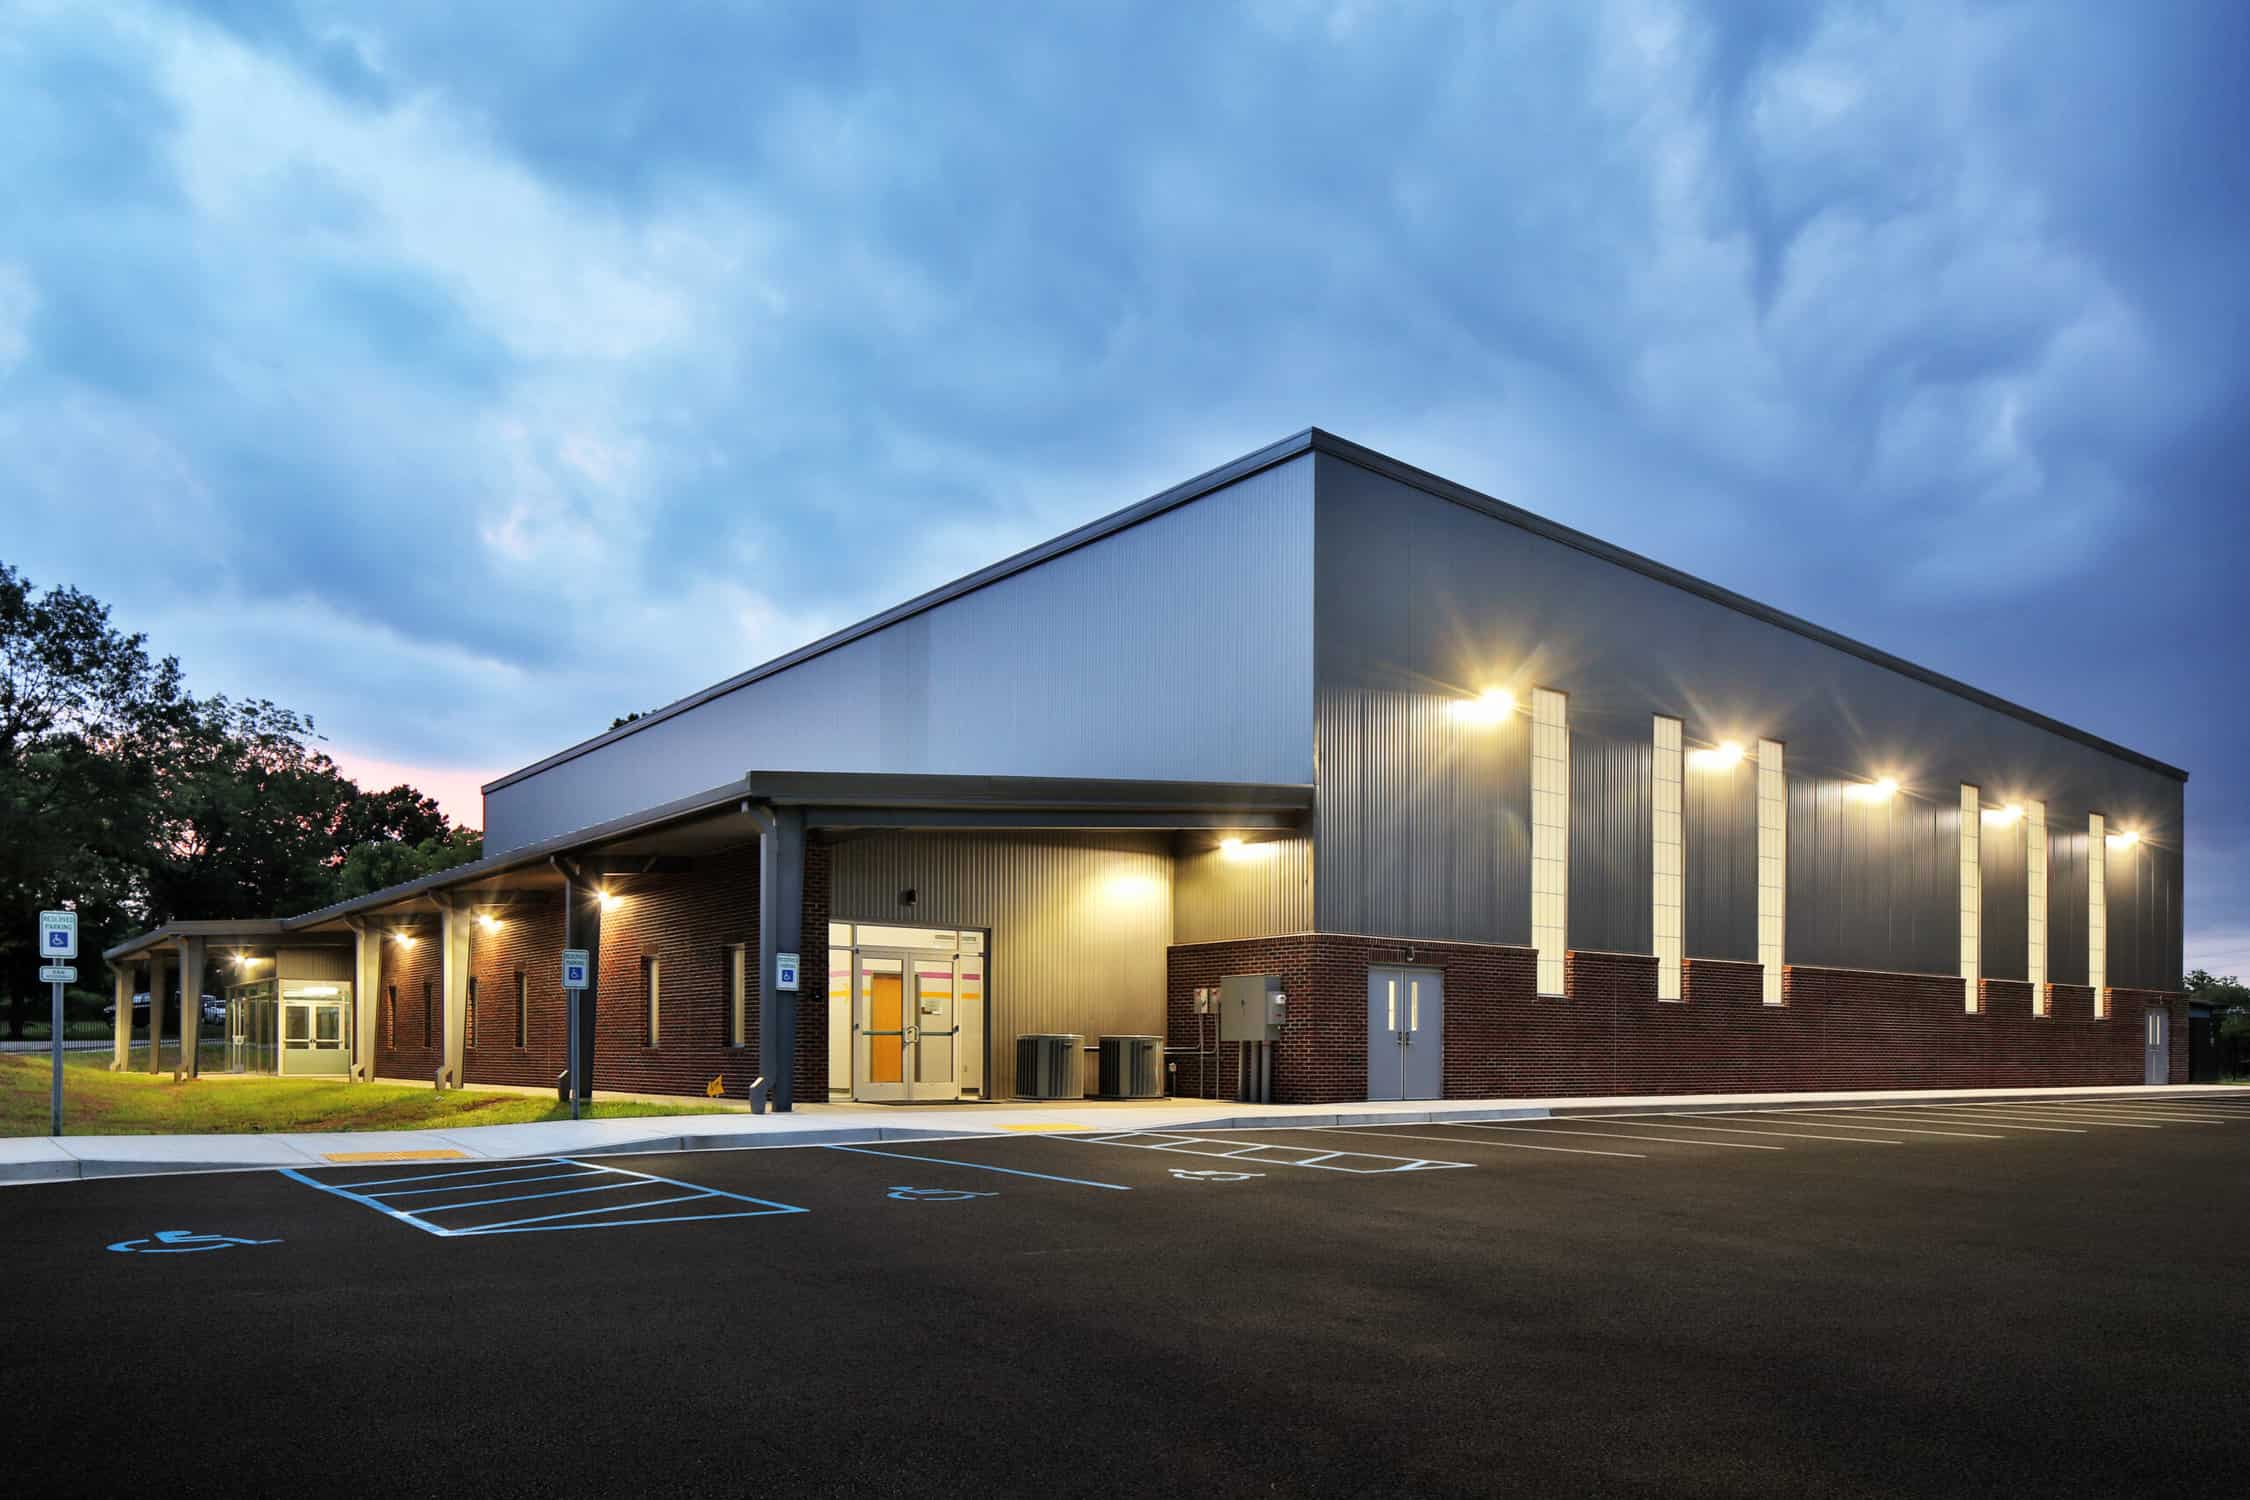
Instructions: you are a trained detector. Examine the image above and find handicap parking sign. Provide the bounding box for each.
[39,910,77,960]
[561,949,590,990]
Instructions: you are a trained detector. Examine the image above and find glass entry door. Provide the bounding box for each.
[849,945,971,1102]
[282,997,350,1076]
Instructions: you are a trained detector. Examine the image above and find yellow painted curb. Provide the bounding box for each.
[996,1123,1090,1132]
[321,1148,471,1163]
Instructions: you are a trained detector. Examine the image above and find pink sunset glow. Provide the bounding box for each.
[326,749,492,833]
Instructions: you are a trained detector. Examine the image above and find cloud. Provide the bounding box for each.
[1,0,2244,950]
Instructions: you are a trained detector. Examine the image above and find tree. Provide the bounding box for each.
[0,562,184,1037]
[2186,969,2250,1045]
[335,826,483,902]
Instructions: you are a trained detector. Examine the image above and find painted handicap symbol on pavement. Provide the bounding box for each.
[1168,1168,1265,1182]
[887,1186,998,1202]
[107,1229,281,1254]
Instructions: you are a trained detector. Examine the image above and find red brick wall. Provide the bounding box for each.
[376,838,831,1103]
[373,927,443,1082]
[1167,933,2188,1104]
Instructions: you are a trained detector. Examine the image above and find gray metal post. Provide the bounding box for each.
[144,951,169,1074]
[50,977,63,1135]
[756,804,805,1112]
[176,937,205,1081]
[556,863,603,1114]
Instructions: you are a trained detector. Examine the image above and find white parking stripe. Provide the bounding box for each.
[1882,1107,2161,1128]
[1694,1111,1998,1140]
[1312,1126,1645,1160]
[2026,1106,2226,1124]
[2020,1102,2236,1122]
[1449,1121,1783,1151]
[1850,1110,2086,1133]
[1619,1116,1907,1144]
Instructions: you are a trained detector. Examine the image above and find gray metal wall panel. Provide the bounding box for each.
[2046,821,2088,987]
[827,831,1173,1100]
[1981,814,2028,983]
[486,456,1317,853]
[1685,758,1756,962]
[1568,734,1651,954]
[1784,776,1957,977]
[1314,455,2183,981]
[1313,687,1529,944]
[1172,834,1313,945]
[2110,839,2144,992]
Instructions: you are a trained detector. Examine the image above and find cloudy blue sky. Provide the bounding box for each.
[2,0,2245,970]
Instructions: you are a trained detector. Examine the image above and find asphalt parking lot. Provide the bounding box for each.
[5,1093,2246,1498]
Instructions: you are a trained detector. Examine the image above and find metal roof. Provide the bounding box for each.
[483,428,2186,794]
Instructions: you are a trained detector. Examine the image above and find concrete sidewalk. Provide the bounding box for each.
[2,1081,2240,1185]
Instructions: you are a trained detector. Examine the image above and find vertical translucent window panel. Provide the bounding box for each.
[1959,784,1982,1012]
[1756,740,1787,1005]
[2088,813,2107,1016]
[1652,717,1684,1001]
[2027,801,2048,1011]
[1531,688,1570,995]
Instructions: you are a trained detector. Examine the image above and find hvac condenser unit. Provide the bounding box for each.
[1096,1034,1164,1099]
[1015,1033,1084,1100]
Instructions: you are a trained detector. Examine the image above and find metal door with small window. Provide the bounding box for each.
[2145,1007,2170,1086]
[1367,967,1444,1101]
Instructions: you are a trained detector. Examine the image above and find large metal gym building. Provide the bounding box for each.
[103,429,2190,1108]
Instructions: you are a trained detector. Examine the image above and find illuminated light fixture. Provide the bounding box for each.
[1218,835,1273,862]
[1449,688,1517,726]
[476,912,501,931]
[2107,828,2140,848]
[392,931,416,949]
[1688,740,1747,771]
[1982,803,2024,826]
[1220,836,1244,852]
[596,889,619,910]
[1847,776,1900,803]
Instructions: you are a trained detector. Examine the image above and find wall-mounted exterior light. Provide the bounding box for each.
[2106,829,2140,848]
[1688,740,1746,771]
[596,890,619,910]
[476,912,501,931]
[1448,688,1516,726]
[1847,776,1900,803]
[392,931,416,948]
[1982,803,2024,826]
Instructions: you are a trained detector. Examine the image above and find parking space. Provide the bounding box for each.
[4,1095,2244,1497]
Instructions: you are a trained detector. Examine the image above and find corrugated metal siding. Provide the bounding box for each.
[1173,835,1313,945]
[2110,838,2147,992]
[1684,757,1756,962]
[827,831,1172,1099]
[2046,820,2089,987]
[1312,687,1529,944]
[1567,733,1651,954]
[1786,777,1957,977]
[486,454,1317,853]
[1313,455,2184,978]
[279,948,354,983]
[1980,813,2028,983]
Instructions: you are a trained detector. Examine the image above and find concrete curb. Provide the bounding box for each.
[4,1084,2238,1186]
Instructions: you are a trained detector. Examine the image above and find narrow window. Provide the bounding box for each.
[1530,687,1569,995]
[466,975,478,1050]
[386,985,396,1048]
[423,981,433,1046]
[1756,739,1787,1005]
[2089,813,2108,1017]
[644,956,661,1046]
[1959,784,1982,1013]
[1652,716,1684,1001]
[727,943,750,1048]
[2027,801,2048,1012]
[514,970,528,1049]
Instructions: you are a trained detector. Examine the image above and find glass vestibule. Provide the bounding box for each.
[826,923,986,1102]
[222,977,351,1077]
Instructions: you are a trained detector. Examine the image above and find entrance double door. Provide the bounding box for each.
[1368,967,1443,1101]
[855,951,963,1102]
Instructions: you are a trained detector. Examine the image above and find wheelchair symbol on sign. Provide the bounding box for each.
[887,1186,997,1202]
[1169,1169,1264,1182]
[107,1229,281,1254]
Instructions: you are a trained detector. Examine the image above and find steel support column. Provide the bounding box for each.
[436,900,469,1089]
[111,966,132,1071]
[558,869,604,1108]
[144,951,169,1074]
[757,805,805,1112]
[175,938,205,1080]
[348,920,382,1081]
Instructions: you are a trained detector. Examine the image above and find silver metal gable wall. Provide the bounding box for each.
[484,455,1317,854]
[1311,451,2186,991]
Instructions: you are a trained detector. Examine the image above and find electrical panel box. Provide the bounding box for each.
[1218,973,1288,1041]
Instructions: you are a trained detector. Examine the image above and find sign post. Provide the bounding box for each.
[561,948,590,1122]
[39,911,77,1136]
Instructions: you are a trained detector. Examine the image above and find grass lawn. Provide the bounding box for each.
[1,1048,732,1137]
